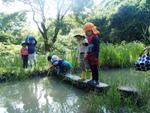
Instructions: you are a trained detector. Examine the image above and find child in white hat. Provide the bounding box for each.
[74,35,92,80]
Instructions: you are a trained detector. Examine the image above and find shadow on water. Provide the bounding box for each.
[0,76,86,113]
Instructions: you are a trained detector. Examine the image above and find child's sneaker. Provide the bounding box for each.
[87,80,99,86]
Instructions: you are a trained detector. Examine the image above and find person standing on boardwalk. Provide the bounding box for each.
[83,22,100,85]
[74,35,92,80]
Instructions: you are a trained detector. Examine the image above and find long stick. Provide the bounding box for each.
[47,69,51,76]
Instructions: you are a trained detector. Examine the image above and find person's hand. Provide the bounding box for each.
[49,65,54,70]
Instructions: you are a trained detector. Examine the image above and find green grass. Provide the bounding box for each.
[80,77,150,113]
[67,41,145,70]
[66,50,79,73]
[100,41,144,68]
[78,68,150,113]
[0,55,48,82]
[0,43,20,56]
[80,88,137,113]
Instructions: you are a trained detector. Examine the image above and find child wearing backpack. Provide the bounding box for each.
[20,41,28,68]
[74,35,92,80]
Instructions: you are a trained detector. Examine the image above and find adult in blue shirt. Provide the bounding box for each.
[25,35,37,67]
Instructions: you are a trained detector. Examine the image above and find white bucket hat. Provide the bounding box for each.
[51,55,60,65]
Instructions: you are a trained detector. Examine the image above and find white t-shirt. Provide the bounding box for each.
[77,39,88,58]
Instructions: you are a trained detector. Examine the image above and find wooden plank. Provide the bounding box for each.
[82,79,109,88]
[50,73,140,97]
[117,86,141,106]
[65,74,81,81]
[118,86,138,93]
[61,74,110,92]
[48,72,142,100]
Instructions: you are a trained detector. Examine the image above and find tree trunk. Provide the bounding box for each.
[44,39,50,52]
[39,22,51,52]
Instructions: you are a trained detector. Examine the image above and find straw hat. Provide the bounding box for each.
[74,35,85,39]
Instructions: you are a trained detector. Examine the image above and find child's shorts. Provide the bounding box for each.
[86,53,98,65]
[28,52,37,62]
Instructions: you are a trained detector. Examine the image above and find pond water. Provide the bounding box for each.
[0,77,85,113]
[0,69,149,113]
[100,68,149,87]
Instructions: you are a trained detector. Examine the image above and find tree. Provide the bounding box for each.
[86,0,150,43]
[71,0,93,24]
[3,0,72,52]
[0,12,26,37]
[110,3,150,42]
[0,12,26,44]
[23,0,72,52]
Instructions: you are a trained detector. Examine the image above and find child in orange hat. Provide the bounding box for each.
[83,22,100,85]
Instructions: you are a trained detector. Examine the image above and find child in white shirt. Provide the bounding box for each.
[74,35,92,80]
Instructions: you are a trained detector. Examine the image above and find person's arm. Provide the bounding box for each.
[48,63,55,70]
[25,36,29,45]
[50,65,54,69]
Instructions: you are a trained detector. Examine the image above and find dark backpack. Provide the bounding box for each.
[135,52,150,71]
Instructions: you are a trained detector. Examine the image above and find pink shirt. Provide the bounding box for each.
[20,47,28,55]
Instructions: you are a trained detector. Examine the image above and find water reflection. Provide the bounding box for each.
[0,77,85,113]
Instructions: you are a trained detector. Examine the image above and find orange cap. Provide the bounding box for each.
[83,22,100,35]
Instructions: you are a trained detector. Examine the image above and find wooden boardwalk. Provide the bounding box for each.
[48,72,139,96]
[118,86,139,96]
[51,74,110,92]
